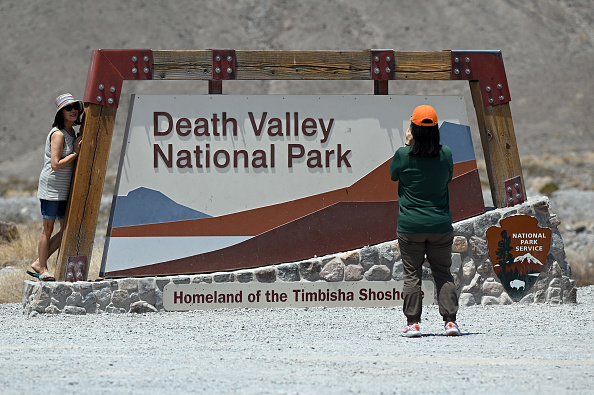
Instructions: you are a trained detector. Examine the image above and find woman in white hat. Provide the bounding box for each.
[28,93,83,281]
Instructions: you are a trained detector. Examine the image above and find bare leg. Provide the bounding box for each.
[32,219,64,273]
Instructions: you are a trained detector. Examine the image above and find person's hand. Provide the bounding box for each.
[74,136,82,154]
[405,126,414,146]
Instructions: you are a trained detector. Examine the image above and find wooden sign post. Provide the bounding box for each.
[55,49,525,281]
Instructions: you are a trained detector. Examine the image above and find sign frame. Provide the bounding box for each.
[56,49,525,281]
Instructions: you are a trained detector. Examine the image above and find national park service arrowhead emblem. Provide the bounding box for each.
[486,215,552,301]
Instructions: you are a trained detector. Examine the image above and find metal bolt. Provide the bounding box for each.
[215,67,221,74]
[516,193,522,199]
[497,83,503,89]
[227,56,232,62]
[227,67,233,74]
[486,86,491,92]
[499,95,505,101]
[374,68,380,74]
[465,57,471,63]
[132,56,137,62]
[98,84,104,90]
[515,183,520,189]
[108,98,114,104]
[374,56,380,62]
[454,57,459,63]
[489,98,494,104]
[386,56,391,62]
[215,55,221,62]
[465,68,471,75]
[144,56,149,62]
[110,86,116,93]
[386,67,391,73]
[507,186,513,192]
[509,197,514,203]
[96,96,102,102]
[144,67,150,73]
[454,68,460,74]
[132,68,138,74]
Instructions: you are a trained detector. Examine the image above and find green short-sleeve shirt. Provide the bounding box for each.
[389,145,453,233]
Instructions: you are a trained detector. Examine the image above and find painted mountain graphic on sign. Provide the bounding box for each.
[494,252,544,275]
[512,253,544,273]
[111,187,211,227]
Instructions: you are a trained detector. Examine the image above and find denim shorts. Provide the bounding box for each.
[40,199,67,220]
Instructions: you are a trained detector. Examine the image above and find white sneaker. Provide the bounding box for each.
[399,323,421,338]
[444,321,461,336]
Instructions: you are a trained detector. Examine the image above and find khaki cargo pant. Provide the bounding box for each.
[398,231,458,323]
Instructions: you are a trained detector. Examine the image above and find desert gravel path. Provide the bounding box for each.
[1,287,593,394]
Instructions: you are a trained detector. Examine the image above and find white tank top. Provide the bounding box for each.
[37,127,76,201]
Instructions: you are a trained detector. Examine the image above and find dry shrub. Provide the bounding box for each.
[0,271,31,304]
[0,222,104,304]
[567,246,594,287]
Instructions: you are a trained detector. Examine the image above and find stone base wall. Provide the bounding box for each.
[22,196,576,315]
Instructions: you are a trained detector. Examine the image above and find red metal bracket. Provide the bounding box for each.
[369,49,395,80]
[451,50,511,107]
[65,255,87,282]
[211,49,236,80]
[83,49,153,108]
[504,175,525,207]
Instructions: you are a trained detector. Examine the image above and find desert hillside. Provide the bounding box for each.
[0,0,592,186]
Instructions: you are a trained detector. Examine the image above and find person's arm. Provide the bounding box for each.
[389,151,400,181]
[50,133,81,171]
[446,147,453,183]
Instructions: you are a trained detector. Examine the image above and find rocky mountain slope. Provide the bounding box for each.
[0,0,592,184]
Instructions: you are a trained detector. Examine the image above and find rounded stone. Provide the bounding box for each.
[344,265,364,281]
[482,281,503,296]
[255,267,277,283]
[462,259,476,282]
[452,236,468,252]
[64,306,86,315]
[364,265,391,281]
[360,246,379,271]
[299,260,322,281]
[66,292,83,307]
[481,296,500,306]
[459,293,476,307]
[320,258,344,282]
[111,290,131,309]
[277,263,300,282]
[340,250,360,266]
[130,301,158,314]
[213,273,234,283]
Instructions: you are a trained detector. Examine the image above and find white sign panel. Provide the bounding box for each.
[102,95,477,277]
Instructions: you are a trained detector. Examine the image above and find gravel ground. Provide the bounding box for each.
[1,287,593,394]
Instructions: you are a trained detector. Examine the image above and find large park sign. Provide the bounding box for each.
[55,49,524,282]
[100,94,484,277]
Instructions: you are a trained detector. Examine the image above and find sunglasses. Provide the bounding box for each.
[63,103,81,112]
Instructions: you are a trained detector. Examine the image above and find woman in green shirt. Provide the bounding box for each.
[390,105,460,337]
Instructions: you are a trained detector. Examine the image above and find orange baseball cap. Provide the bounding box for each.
[410,105,438,127]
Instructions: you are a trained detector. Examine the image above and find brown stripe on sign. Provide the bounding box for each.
[105,200,400,277]
[110,159,477,238]
[450,169,485,221]
[111,159,397,238]
[452,159,478,178]
[106,170,484,277]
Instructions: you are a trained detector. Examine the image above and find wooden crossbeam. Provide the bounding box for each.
[152,50,451,80]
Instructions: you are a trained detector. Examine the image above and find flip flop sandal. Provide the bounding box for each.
[39,274,56,282]
[26,270,40,279]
